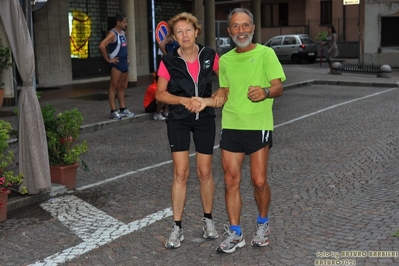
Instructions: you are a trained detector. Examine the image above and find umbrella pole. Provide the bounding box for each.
[320,48,324,67]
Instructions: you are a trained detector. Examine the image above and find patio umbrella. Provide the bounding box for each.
[0,0,51,194]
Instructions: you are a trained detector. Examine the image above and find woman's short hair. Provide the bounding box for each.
[167,12,202,37]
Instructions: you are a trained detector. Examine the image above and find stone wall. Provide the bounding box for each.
[34,0,73,87]
[363,1,399,67]
[0,19,14,105]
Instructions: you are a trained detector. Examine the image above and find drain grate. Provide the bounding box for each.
[340,64,382,75]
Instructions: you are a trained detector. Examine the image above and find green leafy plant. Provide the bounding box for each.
[41,104,88,167]
[0,39,13,87]
[315,31,328,42]
[0,120,26,196]
[392,231,399,237]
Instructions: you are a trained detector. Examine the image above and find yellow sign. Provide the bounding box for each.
[70,10,91,59]
[343,0,360,5]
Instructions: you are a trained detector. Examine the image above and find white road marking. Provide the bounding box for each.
[78,153,195,191]
[78,87,398,191]
[32,86,397,265]
[30,195,172,265]
[275,88,397,128]
[77,159,173,191]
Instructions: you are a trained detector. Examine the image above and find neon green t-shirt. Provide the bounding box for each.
[219,44,286,130]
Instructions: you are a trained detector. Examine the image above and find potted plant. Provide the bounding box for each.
[41,104,88,190]
[0,38,13,107]
[315,31,328,42]
[0,120,26,222]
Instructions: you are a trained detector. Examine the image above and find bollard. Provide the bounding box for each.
[331,62,342,75]
[378,65,391,78]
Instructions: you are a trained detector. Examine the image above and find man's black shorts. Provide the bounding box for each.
[166,116,215,154]
[220,129,273,155]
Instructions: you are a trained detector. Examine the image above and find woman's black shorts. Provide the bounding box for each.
[166,116,215,155]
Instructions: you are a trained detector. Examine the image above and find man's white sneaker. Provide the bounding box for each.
[250,222,270,247]
[216,224,245,253]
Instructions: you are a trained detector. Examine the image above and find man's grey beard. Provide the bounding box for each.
[232,33,254,48]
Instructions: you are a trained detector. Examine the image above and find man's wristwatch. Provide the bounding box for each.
[263,88,270,99]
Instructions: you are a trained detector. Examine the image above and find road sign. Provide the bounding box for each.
[343,0,359,5]
[155,21,168,44]
[31,0,48,11]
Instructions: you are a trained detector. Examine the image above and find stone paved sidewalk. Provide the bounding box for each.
[0,62,398,265]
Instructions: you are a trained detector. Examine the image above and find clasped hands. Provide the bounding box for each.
[185,97,207,113]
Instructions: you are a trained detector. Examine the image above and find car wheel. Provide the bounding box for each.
[307,57,316,63]
[291,54,301,64]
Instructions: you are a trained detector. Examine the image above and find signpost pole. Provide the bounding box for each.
[358,1,362,64]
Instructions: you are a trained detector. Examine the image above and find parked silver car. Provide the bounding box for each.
[264,34,318,64]
[216,37,233,55]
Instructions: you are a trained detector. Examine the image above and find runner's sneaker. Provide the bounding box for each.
[202,217,218,239]
[110,111,122,120]
[216,224,245,253]
[119,108,135,118]
[165,223,184,249]
[250,222,270,247]
[153,113,166,121]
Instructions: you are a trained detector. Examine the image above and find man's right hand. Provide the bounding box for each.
[109,57,119,64]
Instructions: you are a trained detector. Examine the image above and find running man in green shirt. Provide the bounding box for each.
[215,8,286,254]
[190,7,286,254]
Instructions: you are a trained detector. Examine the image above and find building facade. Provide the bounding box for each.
[363,1,399,65]
[0,0,398,106]
[32,0,199,88]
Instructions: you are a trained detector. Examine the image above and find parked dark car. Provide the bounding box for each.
[264,34,318,64]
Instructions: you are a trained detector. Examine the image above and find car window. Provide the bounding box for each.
[283,37,296,45]
[300,37,314,44]
[270,37,283,46]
